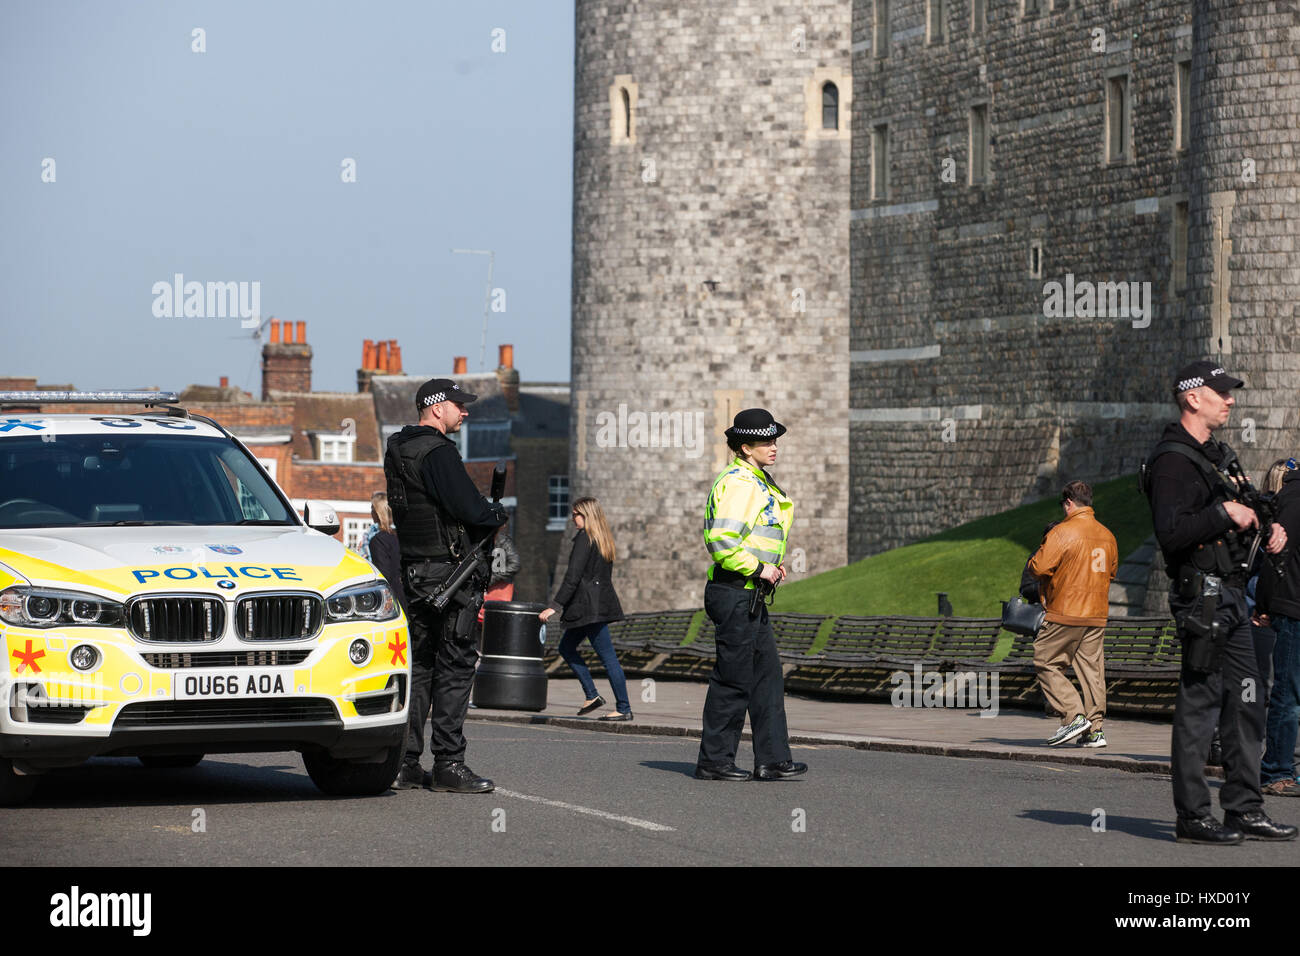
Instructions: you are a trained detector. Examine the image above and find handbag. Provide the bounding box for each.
[1001,595,1046,637]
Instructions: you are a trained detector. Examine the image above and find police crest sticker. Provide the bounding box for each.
[152,545,186,554]
[207,545,243,555]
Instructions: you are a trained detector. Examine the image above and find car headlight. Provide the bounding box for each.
[325,581,398,623]
[0,587,125,629]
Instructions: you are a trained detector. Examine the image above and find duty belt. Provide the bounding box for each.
[711,567,757,588]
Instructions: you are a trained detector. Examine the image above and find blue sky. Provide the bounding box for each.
[0,0,575,393]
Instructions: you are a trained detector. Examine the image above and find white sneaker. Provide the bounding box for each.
[1046,714,1091,746]
[1078,730,1107,748]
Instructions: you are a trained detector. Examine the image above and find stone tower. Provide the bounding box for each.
[1186,0,1300,469]
[571,0,853,611]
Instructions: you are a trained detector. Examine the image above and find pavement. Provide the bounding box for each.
[469,677,1186,776]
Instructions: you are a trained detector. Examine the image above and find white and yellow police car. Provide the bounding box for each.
[0,391,409,804]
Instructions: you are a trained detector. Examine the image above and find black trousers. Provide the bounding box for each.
[402,566,480,769]
[1170,585,1266,819]
[697,581,792,769]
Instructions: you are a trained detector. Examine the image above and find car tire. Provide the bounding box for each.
[303,743,404,797]
[0,757,38,806]
[138,754,204,769]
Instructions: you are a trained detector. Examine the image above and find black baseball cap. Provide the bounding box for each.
[724,408,787,441]
[415,378,477,410]
[1173,361,1244,394]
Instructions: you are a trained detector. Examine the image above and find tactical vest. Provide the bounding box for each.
[1142,438,1249,583]
[384,429,463,562]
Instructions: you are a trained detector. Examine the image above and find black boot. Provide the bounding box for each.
[432,761,494,793]
[1175,815,1243,845]
[1223,810,1299,841]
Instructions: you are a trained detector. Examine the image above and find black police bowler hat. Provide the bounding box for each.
[1173,360,1244,395]
[725,408,787,442]
[415,378,478,410]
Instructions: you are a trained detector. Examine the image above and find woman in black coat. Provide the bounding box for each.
[539,496,630,720]
[364,493,408,616]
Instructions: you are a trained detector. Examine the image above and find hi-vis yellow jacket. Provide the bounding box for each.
[703,456,794,587]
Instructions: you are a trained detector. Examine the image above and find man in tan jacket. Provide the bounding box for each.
[1027,480,1119,747]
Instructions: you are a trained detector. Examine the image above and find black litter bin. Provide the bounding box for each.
[473,600,548,711]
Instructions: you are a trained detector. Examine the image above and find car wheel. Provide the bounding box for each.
[138,754,204,769]
[303,743,404,797]
[0,757,38,806]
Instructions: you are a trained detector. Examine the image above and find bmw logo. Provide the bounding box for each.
[216,580,236,590]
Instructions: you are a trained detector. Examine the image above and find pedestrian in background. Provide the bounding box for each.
[365,492,408,616]
[540,497,631,721]
[1027,480,1118,748]
[478,529,521,625]
[1255,458,1300,796]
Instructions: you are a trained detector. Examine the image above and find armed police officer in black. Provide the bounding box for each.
[386,378,507,793]
[1145,361,1296,844]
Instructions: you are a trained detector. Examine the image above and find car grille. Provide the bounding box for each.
[28,706,93,724]
[128,596,225,643]
[142,650,313,669]
[235,594,323,641]
[115,698,338,726]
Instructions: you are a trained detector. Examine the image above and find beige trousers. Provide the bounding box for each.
[1034,621,1106,732]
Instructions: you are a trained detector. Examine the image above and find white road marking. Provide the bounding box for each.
[495,788,676,832]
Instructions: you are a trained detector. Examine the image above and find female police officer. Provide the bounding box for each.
[695,408,807,781]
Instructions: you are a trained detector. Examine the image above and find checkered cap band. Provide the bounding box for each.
[421,391,447,407]
[733,424,779,437]
[1177,377,1204,392]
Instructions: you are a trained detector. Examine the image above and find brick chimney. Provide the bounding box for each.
[496,344,520,413]
[261,318,312,399]
[453,356,468,375]
[357,337,404,392]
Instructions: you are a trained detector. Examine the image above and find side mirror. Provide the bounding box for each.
[303,500,340,535]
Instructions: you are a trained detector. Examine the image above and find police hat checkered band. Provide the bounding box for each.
[421,391,447,407]
[1177,377,1205,392]
[733,424,779,437]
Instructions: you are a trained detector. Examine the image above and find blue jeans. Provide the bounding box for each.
[558,623,631,714]
[1261,614,1300,785]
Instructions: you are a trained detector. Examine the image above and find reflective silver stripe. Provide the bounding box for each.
[705,517,751,535]
[749,525,785,541]
[745,546,783,563]
[707,538,742,554]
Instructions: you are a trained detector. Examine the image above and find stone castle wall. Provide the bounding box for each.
[572,0,1300,608]
[846,0,1300,559]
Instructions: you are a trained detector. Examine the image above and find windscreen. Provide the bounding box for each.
[0,432,296,529]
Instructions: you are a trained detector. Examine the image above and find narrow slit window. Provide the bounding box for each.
[970,104,989,184]
[822,82,839,130]
[874,0,890,58]
[928,0,945,44]
[872,124,889,200]
[1175,59,1191,152]
[1172,201,1189,295]
[621,87,632,140]
[1107,74,1130,162]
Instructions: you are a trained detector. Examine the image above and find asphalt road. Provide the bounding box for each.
[3,720,1300,866]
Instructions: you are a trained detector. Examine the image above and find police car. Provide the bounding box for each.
[0,392,409,804]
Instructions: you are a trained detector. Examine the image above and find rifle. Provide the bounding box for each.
[423,461,508,612]
[1222,454,1287,578]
